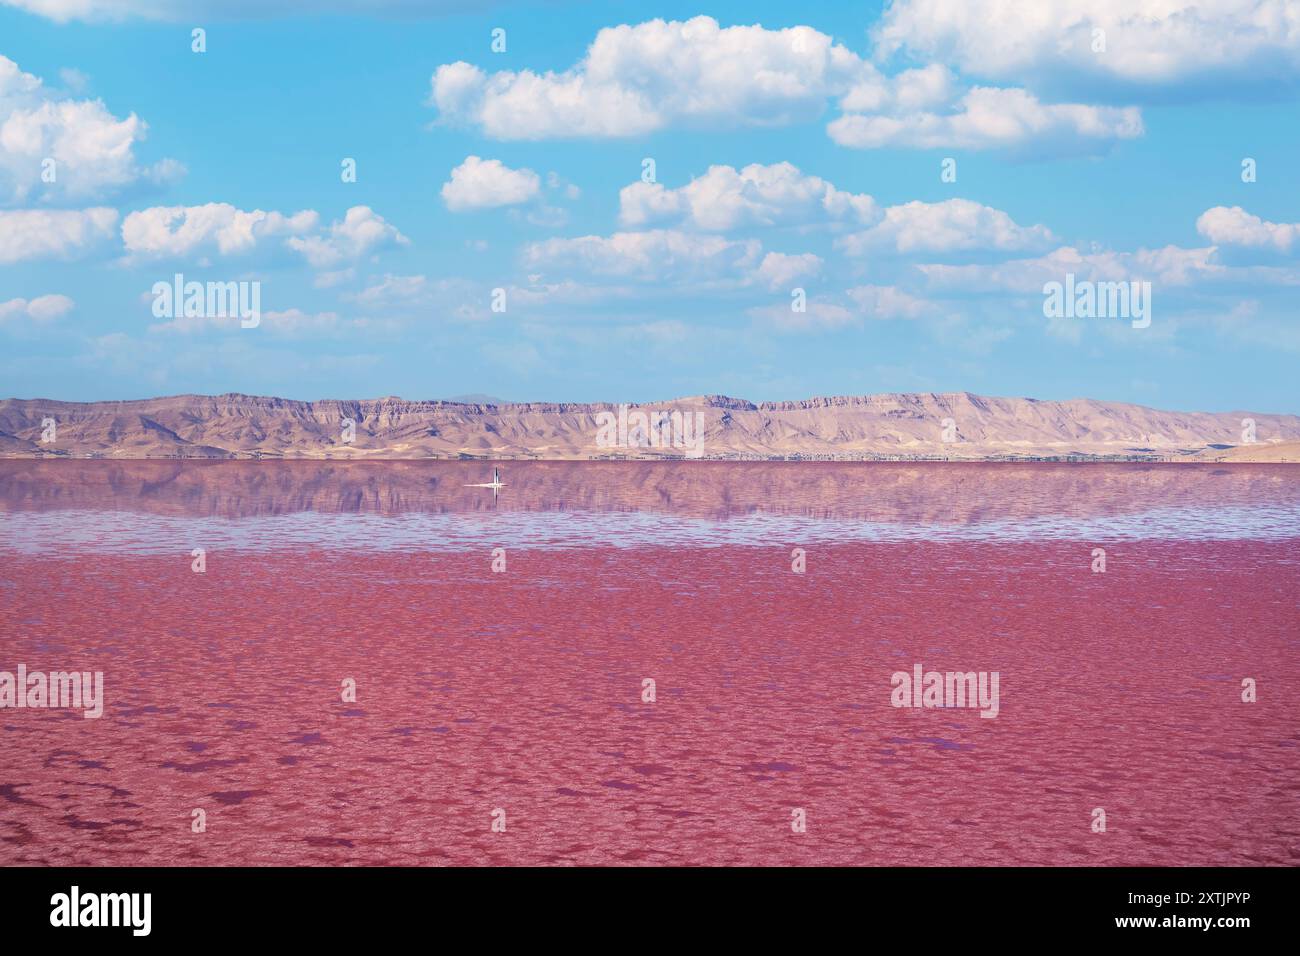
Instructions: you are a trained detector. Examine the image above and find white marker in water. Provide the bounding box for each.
[465,467,505,502]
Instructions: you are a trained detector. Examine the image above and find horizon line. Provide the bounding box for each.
[4,390,1299,419]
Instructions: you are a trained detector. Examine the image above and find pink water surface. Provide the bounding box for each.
[1,462,1297,865]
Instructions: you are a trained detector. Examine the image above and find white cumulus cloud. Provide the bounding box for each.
[0,54,182,202]
[756,251,823,290]
[286,206,408,268]
[1197,206,1300,252]
[0,292,74,322]
[429,18,1146,156]
[837,198,1055,256]
[829,86,1142,153]
[120,203,407,269]
[121,202,319,258]
[619,162,880,231]
[0,206,117,263]
[441,156,541,212]
[873,0,1300,95]
[430,18,866,140]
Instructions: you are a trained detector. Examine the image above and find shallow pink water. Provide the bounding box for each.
[1,463,1298,865]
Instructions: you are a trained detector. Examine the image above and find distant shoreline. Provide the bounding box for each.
[3,391,1298,463]
[7,451,1299,463]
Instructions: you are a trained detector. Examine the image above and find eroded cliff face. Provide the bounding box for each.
[1,391,1297,460]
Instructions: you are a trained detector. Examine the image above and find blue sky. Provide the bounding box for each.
[1,0,1298,411]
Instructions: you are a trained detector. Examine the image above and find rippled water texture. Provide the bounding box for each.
[1,461,1297,865]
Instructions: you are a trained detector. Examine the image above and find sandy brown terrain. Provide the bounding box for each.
[1193,439,1300,462]
[1,391,1297,461]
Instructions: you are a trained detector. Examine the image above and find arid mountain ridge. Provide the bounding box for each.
[2,391,1298,461]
